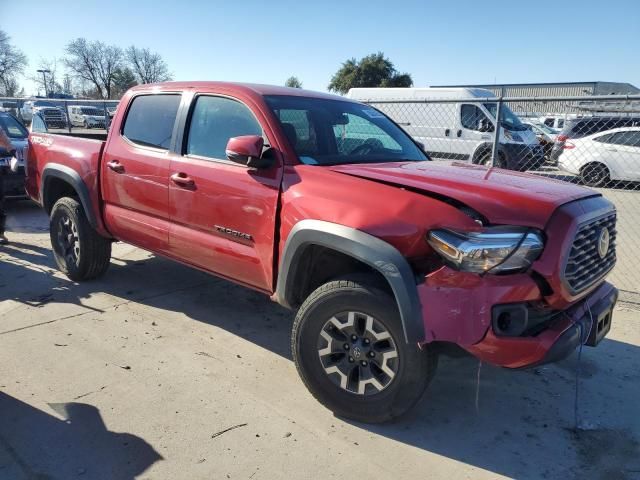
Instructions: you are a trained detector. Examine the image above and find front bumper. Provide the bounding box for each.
[465,281,617,368]
[418,265,617,369]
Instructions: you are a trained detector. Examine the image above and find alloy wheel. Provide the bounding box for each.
[56,214,80,266]
[317,311,399,395]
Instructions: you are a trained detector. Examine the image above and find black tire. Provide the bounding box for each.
[292,278,437,423]
[49,197,111,281]
[580,163,610,187]
[475,149,506,169]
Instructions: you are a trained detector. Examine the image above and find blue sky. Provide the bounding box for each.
[3,0,639,96]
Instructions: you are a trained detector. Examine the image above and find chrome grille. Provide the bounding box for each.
[564,213,617,292]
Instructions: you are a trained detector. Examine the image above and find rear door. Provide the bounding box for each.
[101,93,182,252]
[167,93,283,291]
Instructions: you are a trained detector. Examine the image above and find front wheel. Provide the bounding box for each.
[50,197,111,281]
[292,278,437,423]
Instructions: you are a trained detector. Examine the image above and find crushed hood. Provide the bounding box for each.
[328,161,597,229]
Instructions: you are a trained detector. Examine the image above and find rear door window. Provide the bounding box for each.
[608,131,640,147]
[122,94,181,150]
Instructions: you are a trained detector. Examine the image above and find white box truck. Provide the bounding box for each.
[346,87,544,171]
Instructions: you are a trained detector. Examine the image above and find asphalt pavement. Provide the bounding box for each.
[0,201,638,480]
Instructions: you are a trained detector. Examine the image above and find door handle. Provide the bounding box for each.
[445,129,450,137]
[457,130,462,138]
[106,160,124,173]
[171,172,196,189]
[607,148,618,152]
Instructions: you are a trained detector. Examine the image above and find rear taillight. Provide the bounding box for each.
[564,141,575,150]
[557,134,569,142]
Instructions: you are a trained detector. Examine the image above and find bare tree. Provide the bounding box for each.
[126,46,172,84]
[0,30,27,96]
[64,38,123,99]
[62,74,73,95]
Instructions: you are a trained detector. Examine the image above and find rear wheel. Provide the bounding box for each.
[580,163,610,187]
[292,278,437,423]
[50,197,111,281]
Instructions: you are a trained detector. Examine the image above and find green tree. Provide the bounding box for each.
[328,52,412,94]
[112,67,138,98]
[285,76,302,88]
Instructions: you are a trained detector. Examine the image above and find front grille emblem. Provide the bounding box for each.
[598,227,610,259]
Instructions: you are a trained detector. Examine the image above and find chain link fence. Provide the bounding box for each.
[0,97,119,135]
[360,94,640,302]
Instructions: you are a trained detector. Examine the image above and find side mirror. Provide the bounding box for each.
[225,135,272,169]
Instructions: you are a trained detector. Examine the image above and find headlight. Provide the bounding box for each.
[427,227,544,274]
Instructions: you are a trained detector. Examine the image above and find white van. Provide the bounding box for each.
[346,87,544,171]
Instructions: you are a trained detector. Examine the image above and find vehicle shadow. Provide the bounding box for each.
[2,202,639,479]
[0,392,162,480]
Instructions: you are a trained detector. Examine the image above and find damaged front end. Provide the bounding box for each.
[418,195,618,369]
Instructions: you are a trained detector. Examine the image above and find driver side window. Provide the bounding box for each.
[333,113,401,155]
[461,104,489,131]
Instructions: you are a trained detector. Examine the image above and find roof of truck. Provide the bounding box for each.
[130,81,350,101]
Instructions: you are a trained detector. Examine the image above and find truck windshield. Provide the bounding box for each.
[0,114,28,139]
[484,103,528,132]
[265,95,428,166]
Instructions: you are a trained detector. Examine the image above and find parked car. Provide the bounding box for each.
[558,127,640,186]
[0,112,28,196]
[523,121,558,160]
[539,115,574,131]
[26,82,618,423]
[0,101,19,117]
[551,115,640,163]
[69,106,107,129]
[347,87,545,171]
[18,100,34,123]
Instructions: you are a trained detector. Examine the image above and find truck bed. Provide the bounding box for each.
[26,131,107,233]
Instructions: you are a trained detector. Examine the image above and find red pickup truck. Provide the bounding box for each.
[26,82,618,423]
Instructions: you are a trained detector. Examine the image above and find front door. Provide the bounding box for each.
[457,103,493,161]
[101,93,182,253]
[167,94,282,291]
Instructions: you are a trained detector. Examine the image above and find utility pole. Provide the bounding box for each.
[37,69,51,97]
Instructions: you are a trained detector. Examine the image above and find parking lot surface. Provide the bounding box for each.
[1,201,639,480]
